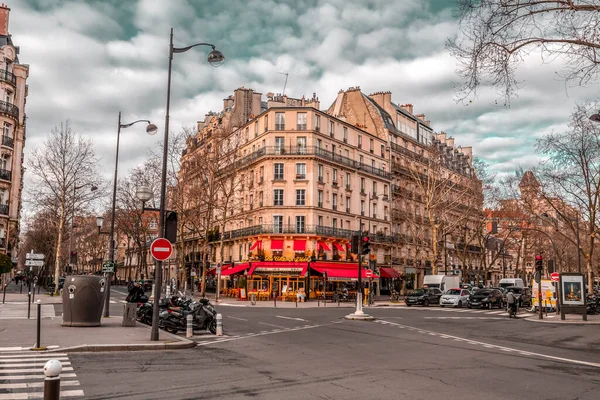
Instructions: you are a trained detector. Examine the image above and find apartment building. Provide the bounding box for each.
[0,4,28,262]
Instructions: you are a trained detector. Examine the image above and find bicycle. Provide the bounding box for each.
[389,291,401,303]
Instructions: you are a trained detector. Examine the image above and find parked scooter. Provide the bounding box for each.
[586,294,598,315]
[333,288,350,303]
[160,298,217,334]
[136,294,190,326]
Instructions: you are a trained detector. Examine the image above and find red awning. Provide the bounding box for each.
[250,240,262,250]
[271,239,284,250]
[310,265,379,280]
[249,261,308,276]
[220,263,250,276]
[207,264,231,276]
[293,240,306,251]
[317,241,331,251]
[333,243,345,252]
[379,267,402,279]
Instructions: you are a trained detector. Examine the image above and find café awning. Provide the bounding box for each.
[310,264,379,280]
[379,267,402,279]
[293,240,306,251]
[317,241,331,251]
[271,239,284,251]
[250,240,262,250]
[220,263,250,276]
[332,243,345,252]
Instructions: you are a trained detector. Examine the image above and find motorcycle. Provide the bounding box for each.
[333,288,350,303]
[507,302,518,318]
[160,298,217,335]
[136,295,190,326]
[586,295,598,315]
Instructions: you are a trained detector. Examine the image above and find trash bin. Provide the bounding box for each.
[122,303,137,327]
[62,275,106,327]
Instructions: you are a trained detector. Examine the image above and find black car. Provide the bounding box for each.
[468,289,504,309]
[405,288,443,307]
[507,286,532,307]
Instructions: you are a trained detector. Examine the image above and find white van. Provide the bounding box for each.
[499,278,524,289]
[423,275,460,293]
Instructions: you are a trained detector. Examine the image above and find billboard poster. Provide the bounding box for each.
[561,275,585,306]
[531,279,556,309]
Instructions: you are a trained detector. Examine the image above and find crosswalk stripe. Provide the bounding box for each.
[0,362,71,368]
[0,357,69,363]
[0,380,80,389]
[0,353,68,358]
[0,366,74,374]
[0,389,85,399]
[0,373,77,380]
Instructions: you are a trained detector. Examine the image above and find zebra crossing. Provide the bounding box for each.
[396,306,532,318]
[0,351,84,399]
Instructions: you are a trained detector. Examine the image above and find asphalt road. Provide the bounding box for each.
[67,299,600,400]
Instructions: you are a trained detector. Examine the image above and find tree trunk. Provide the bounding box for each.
[430,223,439,275]
[53,200,66,294]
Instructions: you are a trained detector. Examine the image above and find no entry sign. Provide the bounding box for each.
[550,272,560,282]
[365,269,373,278]
[151,238,173,261]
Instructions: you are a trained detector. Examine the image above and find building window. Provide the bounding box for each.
[361,201,365,216]
[274,189,284,206]
[346,196,350,213]
[361,178,365,192]
[344,149,350,158]
[372,181,377,195]
[318,190,323,207]
[381,144,385,157]
[332,168,338,183]
[2,122,10,138]
[384,185,388,196]
[370,138,374,153]
[329,120,334,136]
[372,203,377,219]
[275,137,285,154]
[296,216,305,233]
[332,195,337,210]
[296,189,306,206]
[343,127,347,143]
[273,215,283,233]
[274,163,284,180]
[358,135,362,148]
[297,113,307,130]
[371,160,375,168]
[259,166,264,182]
[249,194,254,210]
[346,173,351,189]
[297,137,307,154]
[317,139,322,149]
[275,112,285,130]
[259,191,264,207]
[332,218,337,229]
[318,165,323,181]
[296,163,306,179]
[254,121,258,137]
[264,114,268,132]
[315,115,320,132]
[318,216,323,226]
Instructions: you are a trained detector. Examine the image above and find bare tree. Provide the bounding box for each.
[26,121,103,293]
[448,0,600,104]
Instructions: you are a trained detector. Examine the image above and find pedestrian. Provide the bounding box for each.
[126,281,145,303]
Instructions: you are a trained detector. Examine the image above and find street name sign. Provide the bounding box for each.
[102,260,115,273]
[150,238,173,261]
[25,253,44,260]
[25,260,44,267]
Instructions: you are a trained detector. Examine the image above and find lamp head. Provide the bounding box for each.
[90,185,98,192]
[146,123,158,136]
[135,185,153,202]
[96,216,104,229]
[590,113,600,123]
[207,49,225,67]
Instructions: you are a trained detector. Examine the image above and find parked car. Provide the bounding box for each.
[405,288,443,307]
[440,288,471,308]
[468,288,504,309]
[491,287,508,304]
[507,286,532,307]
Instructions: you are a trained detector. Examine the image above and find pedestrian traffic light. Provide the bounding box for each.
[351,235,359,254]
[535,255,543,272]
[70,251,77,264]
[361,236,371,255]
[165,211,178,244]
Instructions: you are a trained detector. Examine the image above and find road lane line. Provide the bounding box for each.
[258,322,286,329]
[377,319,600,368]
[226,316,248,321]
[0,373,77,380]
[0,380,80,389]
[276,315,308,322]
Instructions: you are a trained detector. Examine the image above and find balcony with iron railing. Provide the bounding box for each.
[0,100,18,121]
[0,204,8,216]
[0,169,11,181]
[230,145,392,180]
[0,69,16,87]
[208,224,360,242]
[1,135,13,149]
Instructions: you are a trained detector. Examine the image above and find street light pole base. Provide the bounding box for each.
[344,312,375,321]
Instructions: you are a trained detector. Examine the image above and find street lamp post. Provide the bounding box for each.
[103,112,157,318]
[67,183,97,275]
[151,28,224,341]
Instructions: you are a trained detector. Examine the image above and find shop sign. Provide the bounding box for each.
[263,256,311,262]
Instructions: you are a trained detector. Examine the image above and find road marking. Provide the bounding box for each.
[0,353,68,359]
[258,322,287,329]
[424,317,504,320]
[376,319,600,368]
[226,316,248,321]
[196,321,341,347]
[0,357,69,363]
[0,367,74,373]
[1,362,71,368]
[0,390,85,399]
[0,380,80,389]
[0,373,77,380]
[276,315,308,322]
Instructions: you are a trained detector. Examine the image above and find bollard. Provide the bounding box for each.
[20,283,22,294]
[2,283,6,304]
[27,292,31,319]
[32,300,46,351]
[295,295,298,308]
[186,314,193,338]
[273,292,277,308]
[32,284,36,304]
[216,313,223,336]
[43,359,62,400]
[38,285,41,294]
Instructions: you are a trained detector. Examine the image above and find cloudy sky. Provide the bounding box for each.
[10,0,599,191]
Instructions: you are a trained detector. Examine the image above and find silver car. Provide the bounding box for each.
[439,288,471,308]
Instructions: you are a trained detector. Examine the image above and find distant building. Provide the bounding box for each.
[0,4,28,264]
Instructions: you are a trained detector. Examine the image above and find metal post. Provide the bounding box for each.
[32,283,36,304]
[186,314,193,338]
[43,360,62,400]
[216,313,223,336]
[273,291,277,308]
[151,27,174,342]
[502,243,506,279]
[36,301,41,349]
[2,283,6,304]
[27,291,31,319]
[575,218,582,274]
[20,282,22,293]
[538,277,543,320]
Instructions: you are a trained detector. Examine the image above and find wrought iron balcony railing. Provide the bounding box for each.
[0,204,9,215]
[0,69,16,86]
[2,135,13,149]
[0,100,18,120]
[0,169,11,181]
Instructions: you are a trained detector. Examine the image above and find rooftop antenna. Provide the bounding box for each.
[277,72,289,96]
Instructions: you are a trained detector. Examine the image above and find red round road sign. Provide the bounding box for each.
[365,269,373,278]
[550,272,560,282]
[150,238,173,261]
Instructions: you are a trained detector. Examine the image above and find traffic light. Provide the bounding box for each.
[535,255,543,272]
[70,251,77,264]
[165,211,178,244]
[361,236,371,255]
[351,235,359,254]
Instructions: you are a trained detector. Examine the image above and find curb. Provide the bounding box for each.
[524,317,600,325]
[44,340,196,353]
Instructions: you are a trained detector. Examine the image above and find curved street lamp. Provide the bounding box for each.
[150,29,225,341]
[103,113,157,318]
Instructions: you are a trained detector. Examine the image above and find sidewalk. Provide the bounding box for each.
[0,304,194,353]
[525,312,600,325]
[2,281,63,304]
[201,293,401,308]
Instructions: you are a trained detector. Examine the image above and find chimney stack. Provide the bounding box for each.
[0,4,9,37]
